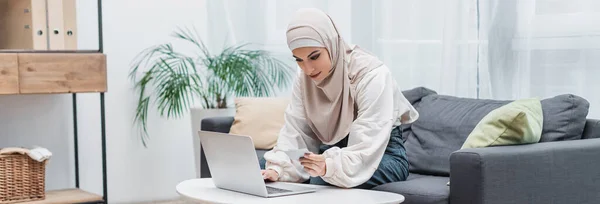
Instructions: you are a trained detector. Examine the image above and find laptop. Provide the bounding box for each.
[198,130,317,198]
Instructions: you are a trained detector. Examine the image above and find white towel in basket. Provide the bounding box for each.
[0,146,52,162]
[28,146,52,162]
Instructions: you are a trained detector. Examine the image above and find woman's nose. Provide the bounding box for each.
[303,66,315,75]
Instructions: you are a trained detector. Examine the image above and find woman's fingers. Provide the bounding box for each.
[265,174,276,181]
[301,161,319,170]
[268,174,277,181]
[303,167,318,176]
[303,153,325,161]
[300,158,322,167]
[301,161,324,178]
[299,158,318,165]
[298,153,327,177]
[301,161,318,171]
[261,170,278,181]
[299,154,326,177]
[299,154,325,166]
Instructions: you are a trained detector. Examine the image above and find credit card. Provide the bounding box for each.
[284,148,310,161]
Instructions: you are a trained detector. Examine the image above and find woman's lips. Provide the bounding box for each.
[310,71,322,79]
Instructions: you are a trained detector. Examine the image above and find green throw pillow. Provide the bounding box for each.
[448,98,544,186]
[461,98,544,149]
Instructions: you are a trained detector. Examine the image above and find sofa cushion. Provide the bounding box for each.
[404,94,511,176]
[400,87,437,143]
[540,94,589,142]
[461,98,544,149]
[373,174,449,204]
[582,119,600,139]
[229,97,290,149]
[401,87,437,105]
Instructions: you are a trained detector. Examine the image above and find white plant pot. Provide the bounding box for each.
[190,107,236,178]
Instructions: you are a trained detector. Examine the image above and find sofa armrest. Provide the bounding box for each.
[200,116,234,133]
[583,119,600,139]
[449,138,600,204]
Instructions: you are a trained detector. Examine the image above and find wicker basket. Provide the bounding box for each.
[0,150,47,204]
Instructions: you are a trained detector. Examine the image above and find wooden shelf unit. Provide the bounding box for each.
[0,52,108,204]
[1,0,107,202]
[0,53,107,94]
[23,188,103,204]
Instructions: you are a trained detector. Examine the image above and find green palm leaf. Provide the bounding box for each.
[129,26,295,147]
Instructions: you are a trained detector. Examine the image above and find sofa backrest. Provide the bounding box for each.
[201,116,235,133]
[401,87,590,176]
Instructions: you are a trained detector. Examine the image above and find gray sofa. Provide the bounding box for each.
[199,87,600,204]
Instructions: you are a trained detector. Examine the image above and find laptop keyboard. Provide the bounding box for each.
[266,186,292,194]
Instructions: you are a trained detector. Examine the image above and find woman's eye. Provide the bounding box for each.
[310,54,320,60]
[295,58,303,62]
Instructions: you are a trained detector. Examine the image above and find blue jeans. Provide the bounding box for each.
[260,126,409,189]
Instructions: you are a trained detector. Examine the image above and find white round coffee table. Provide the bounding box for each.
[176,178,404,204]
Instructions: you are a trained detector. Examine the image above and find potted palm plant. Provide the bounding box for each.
[129,27,295,151]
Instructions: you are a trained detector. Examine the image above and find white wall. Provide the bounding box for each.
[97,0,209,202]
[76,0,99,51]
[0,0,209,203]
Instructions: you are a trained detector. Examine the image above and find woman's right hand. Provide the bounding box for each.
[261,169,279,182]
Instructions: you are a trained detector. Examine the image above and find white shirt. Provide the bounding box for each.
[263,65,419,188]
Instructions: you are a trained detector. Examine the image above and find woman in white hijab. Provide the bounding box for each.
[261,8,419,189]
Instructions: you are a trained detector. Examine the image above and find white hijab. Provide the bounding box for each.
[286,8,385,144]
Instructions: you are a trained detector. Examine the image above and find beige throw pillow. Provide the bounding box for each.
[229,97,290,150]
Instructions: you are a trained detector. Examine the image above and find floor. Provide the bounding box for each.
[130,198,191,204]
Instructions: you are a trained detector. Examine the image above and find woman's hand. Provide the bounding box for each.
[261,169,279,182]
[300,153,327,177]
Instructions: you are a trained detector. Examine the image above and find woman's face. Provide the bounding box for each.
[292,47,332,81]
